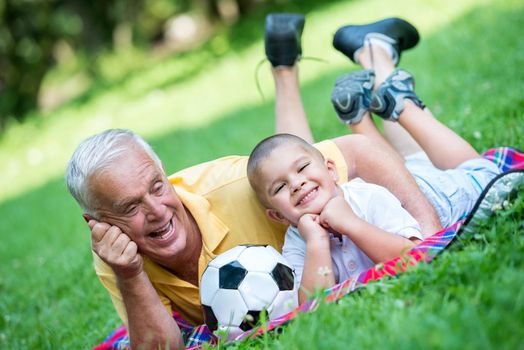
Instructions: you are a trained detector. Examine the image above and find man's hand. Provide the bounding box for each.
[319,196,361,235]
[89,220,143,279]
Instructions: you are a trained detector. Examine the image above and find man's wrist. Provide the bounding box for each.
[116,269,148,288]
[111,260,144,281]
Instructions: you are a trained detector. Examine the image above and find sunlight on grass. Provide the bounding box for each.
[1,0,523,348]
[0,0,493,204]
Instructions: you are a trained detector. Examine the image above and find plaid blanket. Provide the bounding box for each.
[93,147,524,350]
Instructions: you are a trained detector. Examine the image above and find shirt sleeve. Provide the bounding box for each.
[364,183,423,240]
[343,181,423,240]
[281,226,307,290]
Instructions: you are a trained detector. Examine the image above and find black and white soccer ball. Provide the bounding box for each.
[200,244,298,339]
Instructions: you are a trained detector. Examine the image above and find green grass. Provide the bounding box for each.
[1,0,523,348]
[235,191,524,350]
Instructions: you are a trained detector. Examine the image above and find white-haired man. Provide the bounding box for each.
[67,15,439,349]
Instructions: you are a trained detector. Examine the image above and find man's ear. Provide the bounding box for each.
[266,209,290,225]
[82,214,94,223]
[326,158,339,182]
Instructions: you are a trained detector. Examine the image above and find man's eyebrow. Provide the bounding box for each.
[113,196,140,211]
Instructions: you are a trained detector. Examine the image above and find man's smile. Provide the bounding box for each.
[149,217,176,242]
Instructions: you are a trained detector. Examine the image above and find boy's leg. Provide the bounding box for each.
[356,37,424,157]
[265,13,314,143]
[331,18,423,157]
[366,63,479,169]
[331,50,405,163]
[397,102,479,169]
[335,19,479,169]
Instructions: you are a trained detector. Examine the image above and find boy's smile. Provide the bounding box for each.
[257,143,341,226]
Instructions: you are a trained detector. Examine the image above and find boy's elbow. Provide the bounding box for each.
[409,237,422,245]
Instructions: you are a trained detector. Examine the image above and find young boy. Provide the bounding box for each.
[247,133,424,303]
[247,17,502,303]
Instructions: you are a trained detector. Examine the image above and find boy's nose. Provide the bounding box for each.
[291,179,306,193]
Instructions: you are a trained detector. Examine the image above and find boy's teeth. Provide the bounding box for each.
[299,189,316,204]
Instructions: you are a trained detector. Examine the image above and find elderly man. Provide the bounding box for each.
[66,15,440,349]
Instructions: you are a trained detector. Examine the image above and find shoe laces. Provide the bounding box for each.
[254,56,329,101]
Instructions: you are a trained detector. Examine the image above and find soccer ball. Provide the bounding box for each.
[200,244,298,339]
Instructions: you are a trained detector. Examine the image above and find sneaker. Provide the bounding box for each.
[370,68,425,121]
[265,13,305,67]
[333,17,419,65]
[331,69,375,125]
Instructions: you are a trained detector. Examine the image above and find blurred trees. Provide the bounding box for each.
[0,0,271,130]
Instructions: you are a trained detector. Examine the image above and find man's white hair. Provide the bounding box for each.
[65,129,162,216]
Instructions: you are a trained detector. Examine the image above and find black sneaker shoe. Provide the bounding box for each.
[333,17,419,65]
[265,13,305,67]
[331,69,375,125]
[370,68,425,121]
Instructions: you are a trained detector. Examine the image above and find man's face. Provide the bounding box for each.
[257,143,339,226]
[89,146,194,266]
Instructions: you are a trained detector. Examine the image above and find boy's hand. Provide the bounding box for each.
[319,196,362,234]
[89,220,144,279]
[297,214,329,245]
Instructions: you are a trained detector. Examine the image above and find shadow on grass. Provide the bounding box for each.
[1,2,524,348]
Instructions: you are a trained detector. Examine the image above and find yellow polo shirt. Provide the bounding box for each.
[93,140,348,325]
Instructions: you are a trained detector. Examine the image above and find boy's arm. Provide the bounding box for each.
[340,219,417,263]
[296,215,335,304]
[333,134,442,236]
[320,197,417,263]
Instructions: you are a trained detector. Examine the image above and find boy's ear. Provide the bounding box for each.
[266,209,290,225]
[325,158,339,182]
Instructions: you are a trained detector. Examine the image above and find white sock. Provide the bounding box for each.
[353,33,399,66]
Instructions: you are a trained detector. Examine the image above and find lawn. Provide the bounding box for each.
[0,0,523,349]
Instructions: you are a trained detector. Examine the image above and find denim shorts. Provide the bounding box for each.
[405,152,502,228]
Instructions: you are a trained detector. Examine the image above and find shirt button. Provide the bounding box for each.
[347,260,358,271]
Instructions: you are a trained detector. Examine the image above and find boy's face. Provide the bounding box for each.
[257,143,339,226]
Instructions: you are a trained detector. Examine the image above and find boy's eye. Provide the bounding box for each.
[274,183,284,195]
[298,163,309,172]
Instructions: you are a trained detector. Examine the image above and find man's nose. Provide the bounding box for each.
[144,196,164,220]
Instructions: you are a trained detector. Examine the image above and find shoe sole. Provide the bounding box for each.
[333,17,419,63]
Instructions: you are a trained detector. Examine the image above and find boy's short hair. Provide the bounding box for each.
[247,133,324,207]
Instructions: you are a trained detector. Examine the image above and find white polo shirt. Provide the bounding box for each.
[282,179,423,286]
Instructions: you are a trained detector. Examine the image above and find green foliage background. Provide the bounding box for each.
[0,0,523,348]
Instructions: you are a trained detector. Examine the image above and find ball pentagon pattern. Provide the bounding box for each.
[200,245,298,339]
